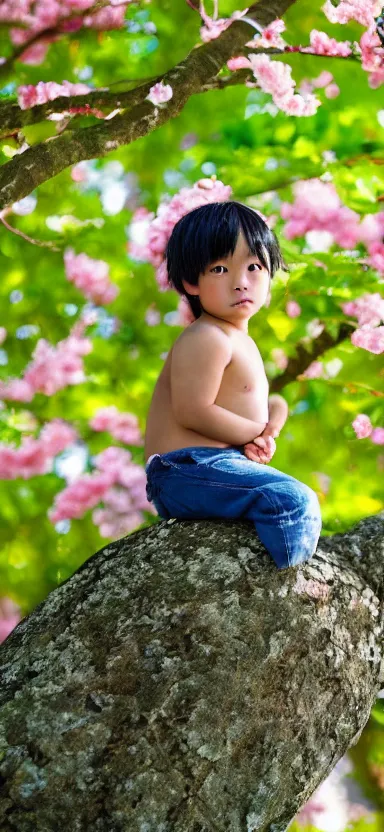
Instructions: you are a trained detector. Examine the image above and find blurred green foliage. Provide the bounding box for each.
[0,2,383,823]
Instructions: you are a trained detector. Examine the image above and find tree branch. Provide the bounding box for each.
[0,46,360,140]
[0,0,297,210]
[269,321,356,393]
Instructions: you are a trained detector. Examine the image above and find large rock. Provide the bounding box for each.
[0,512,383,831]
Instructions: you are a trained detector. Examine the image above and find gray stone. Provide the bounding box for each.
[0,511,384,831]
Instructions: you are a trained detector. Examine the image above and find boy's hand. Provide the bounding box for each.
[244,435,276,463]
[243,423,279,464]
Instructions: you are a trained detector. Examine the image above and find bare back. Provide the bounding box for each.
[144,318,269,463]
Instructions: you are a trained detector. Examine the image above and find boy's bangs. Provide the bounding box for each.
[187,202,272,277]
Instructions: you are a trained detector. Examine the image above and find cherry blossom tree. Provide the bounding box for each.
[0,0,383,825]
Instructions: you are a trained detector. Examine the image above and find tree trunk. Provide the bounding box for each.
[1,512,383,831]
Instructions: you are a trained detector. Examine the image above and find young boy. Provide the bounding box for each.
[144,200,322,569]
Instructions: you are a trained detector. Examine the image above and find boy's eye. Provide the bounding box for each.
[210,263,263,274]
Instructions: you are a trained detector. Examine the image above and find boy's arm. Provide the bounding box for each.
[267,394,289,437]
[181,404,268,446]
[171,328,267,446]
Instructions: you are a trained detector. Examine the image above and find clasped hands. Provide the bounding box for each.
[243,423,280,464]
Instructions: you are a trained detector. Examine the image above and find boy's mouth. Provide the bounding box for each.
[232,299,253,306]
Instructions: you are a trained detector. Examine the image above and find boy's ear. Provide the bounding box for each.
[264,283,271,308]
[182,279,200,296]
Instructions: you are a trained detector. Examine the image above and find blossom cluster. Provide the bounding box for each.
[89,405,143,445]
[281,178,384,280]
[1,0,132,65]
[0,418,78,479]
[0,317,93,403]
[353,414,384,443]
[322,0,382,28]
[17,80,93,110]
[64,248,119,306]
[198,2,250,43]
[280,179,363,248]
[48,445,155,535]
[277,180,384,356]
[246,52,322,117]
[224,4,384,108]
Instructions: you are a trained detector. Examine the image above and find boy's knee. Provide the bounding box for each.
[299,483,322,519]
[273,481,321,524]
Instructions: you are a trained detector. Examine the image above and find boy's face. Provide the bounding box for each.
[182,230,271,333]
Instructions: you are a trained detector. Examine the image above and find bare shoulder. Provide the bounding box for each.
[179,319,232,344]
[173,320,232,360]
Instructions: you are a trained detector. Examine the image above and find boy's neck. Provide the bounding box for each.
[200,311,249,334]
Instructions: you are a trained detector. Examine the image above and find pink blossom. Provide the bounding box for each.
[71,162,89,183]
[296,796,329,824]
[146,82,173,105]
[3,1,131,66]
[14,39,48,63]
[89,405,143,445]
[367,241,384,275]
[352,414,373,438]
[0,378,34,402]
[48,470,116,521]
[302,29,353,57]
[322,0,382,28]
[0,597,21,644]
[64,248,119,305]
[198,2,249,43]
[48,443,156,534]
[302,360,325,379]
[286,300,301,318]
[371,428,384,444]
[227,56,252,71]
[0,321,93,403]
[24,334,91,395]
[39,419,79,455]
[271,348,289,371]
[360,25,384,89]
[247,53,321,116]
[92,455,153,536]
[341,292,384,328]
[247,18,287,50]
[17,80,92,110]
[0,418,78,480]
[325,83,340,98]
[359,211,384,246]
[312,70,334,88]
[83,4,127,30]
[351,326,384,354]
[280,179,361,247]
[93,445,133,477]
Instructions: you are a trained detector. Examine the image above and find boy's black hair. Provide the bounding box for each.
[165,200,289,320]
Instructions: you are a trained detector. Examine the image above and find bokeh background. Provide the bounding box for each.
[0,1,383,828]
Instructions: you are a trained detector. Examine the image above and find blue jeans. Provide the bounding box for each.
[145,445,322,570]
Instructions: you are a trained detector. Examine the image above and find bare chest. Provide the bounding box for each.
[222,337,267,393]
